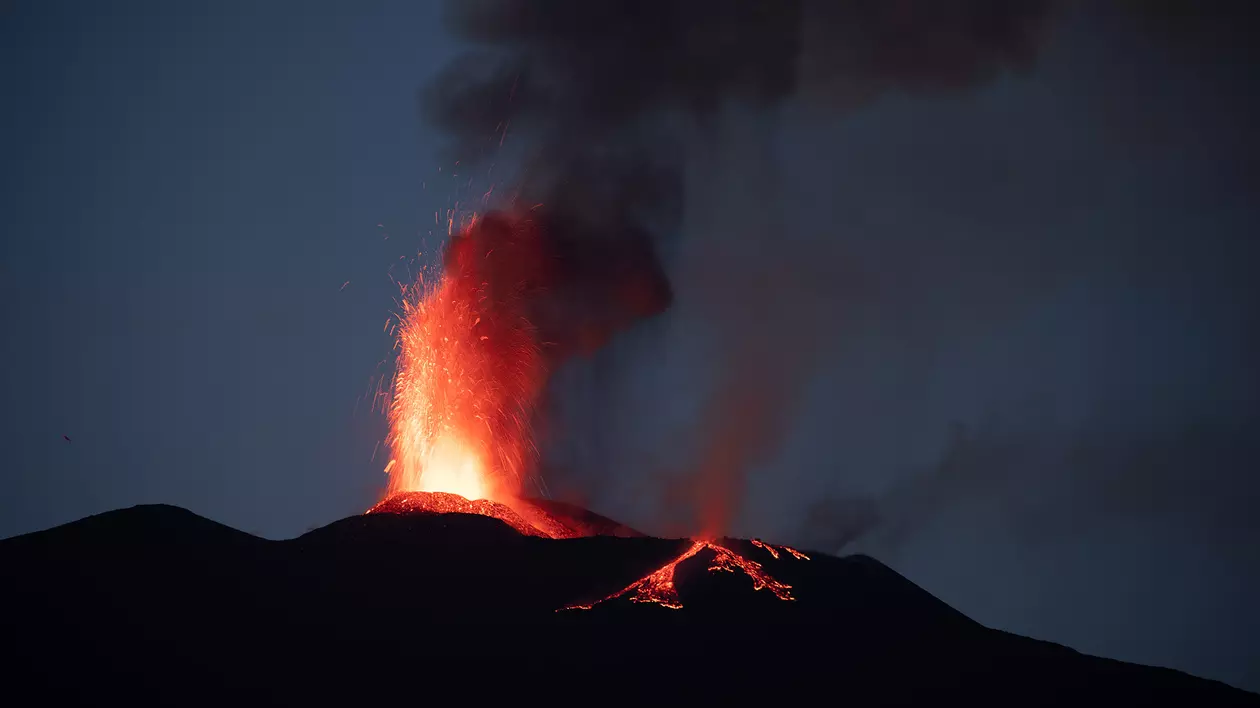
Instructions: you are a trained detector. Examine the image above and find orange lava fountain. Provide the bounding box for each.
[383,212,546,504]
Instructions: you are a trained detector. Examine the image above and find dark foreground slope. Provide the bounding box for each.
[1,504,1254,704]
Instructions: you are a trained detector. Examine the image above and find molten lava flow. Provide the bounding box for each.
[565,541,707,610]
[707,543,794,602]
[563,539,809,611]
[751,538,810,561]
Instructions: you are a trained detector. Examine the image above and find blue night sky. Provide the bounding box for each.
[2,0,1256,692]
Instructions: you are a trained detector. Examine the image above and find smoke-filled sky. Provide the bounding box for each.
[2,0,1257,691]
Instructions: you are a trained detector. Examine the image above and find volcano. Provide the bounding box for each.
[2,498,1255,704]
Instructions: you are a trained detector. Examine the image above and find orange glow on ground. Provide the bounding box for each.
[368,491,556,538]
[371,489,599,540]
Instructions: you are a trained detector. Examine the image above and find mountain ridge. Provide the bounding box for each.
[1,502,1254,704]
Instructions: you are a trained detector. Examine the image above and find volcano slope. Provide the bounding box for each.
[1,499,1254,704]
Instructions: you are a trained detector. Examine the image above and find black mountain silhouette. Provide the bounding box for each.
[2,500,1254,704]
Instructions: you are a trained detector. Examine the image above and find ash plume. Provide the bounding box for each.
[423,0,1063,530]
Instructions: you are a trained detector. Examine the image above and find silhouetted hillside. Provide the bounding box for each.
[1,503,1254,704]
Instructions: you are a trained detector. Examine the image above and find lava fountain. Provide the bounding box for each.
[381,206,672,505]
[383,210,547,504]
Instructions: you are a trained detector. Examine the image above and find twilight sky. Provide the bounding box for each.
[2,0,1256,692]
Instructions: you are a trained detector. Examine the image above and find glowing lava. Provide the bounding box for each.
[566,541,706,610]
[383,212,546,504]
[367,491,556,538]
[563,539,809,611]
[384,274,496,501]
[751,538,810,561]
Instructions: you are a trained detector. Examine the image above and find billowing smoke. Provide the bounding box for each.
[422,0,1064,532]
[442,209,672,363]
